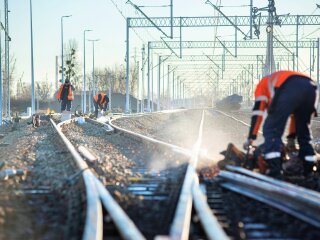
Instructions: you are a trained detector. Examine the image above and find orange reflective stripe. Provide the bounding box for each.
[57,85,63,99]
[271,70,308,89]
[68,87,74,100]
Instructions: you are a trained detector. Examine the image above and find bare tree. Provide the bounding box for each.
[36,81,52,102]
[60,39,81,89]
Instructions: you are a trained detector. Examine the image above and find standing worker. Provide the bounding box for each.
[243,70,318,178]
[93,92,109,118]
[57,79,75,112]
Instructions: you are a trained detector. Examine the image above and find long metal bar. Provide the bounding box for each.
[296,15,300,71]
[53,119,103,240]
[0,16,2,125]
[150,40,317,49]
[125,18,130,113]
[157,56,161,111]
[128,15,320,28]
[141,45,145,112]
[151,57,154,112]
[170,111,205,239]
[5,0,9,117]
[317,38,320,87]
[219,170,320,228]
[161,54,287,62]
[147,42,151,112]
[30,0,35,115]
[83,30,92,113]
[206,0,247,38]
[167,65,170,109]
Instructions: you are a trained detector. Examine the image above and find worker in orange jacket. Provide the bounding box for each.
[57,79,75,112]
[244,70,318,178]
[93,93,109,118]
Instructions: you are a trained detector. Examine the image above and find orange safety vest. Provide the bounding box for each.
[57,84,74,101]
[254,70,308,105]
[93,93,107,105]
[250,70,311,139]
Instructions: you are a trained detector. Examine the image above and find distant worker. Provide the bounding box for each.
[93,93,109,118]
[57,79,75,112]
[243,70,318,178]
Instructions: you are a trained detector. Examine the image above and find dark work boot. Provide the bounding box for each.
[303,161,315,177]
[265,158,283,179]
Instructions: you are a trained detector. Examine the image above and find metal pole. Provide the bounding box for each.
[88,40,99,97]
[141,45,145,112]
[0,16,2,125]
[92,41,95,110]
[296,15,299,71]
[3,0,8,117]
[317,38,320,88]
[147,42,151,112]
[250,0,253,39]
[167,65,170,109]
[157,56,161,111]
[6,0,10,117]
[136,60,140,112]
[125,18,130,113]
[310,40,312,77]
[180,17,182,57]
[172,71,175,109]
[61,15,71,84]
[30,0,35,114]
[235,16,237,57]
[83,29,91,113]
[162,61,165,107]
[170,0,173,39]
[151,58,154,112]
[109,75,112,111]
[61,18,64,83]
[55,56,58,90]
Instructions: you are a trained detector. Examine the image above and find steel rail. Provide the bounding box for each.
[226,165,320,201]
[53,118,145,240]
[51,118,103,240]
[219,170,320,228]
[109,112,228,239]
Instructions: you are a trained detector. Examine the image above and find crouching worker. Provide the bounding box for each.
[93,93,109,118]
[57,79,75,112]
[243,70,318,179]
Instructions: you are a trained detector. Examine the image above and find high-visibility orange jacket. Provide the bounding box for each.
[57,83,74,101]
[248,70,310,140]
[93,93,108,105]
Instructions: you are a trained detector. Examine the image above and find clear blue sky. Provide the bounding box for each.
[8,0,320,89]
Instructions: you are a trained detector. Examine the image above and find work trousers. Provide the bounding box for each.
[61,100,72,112]
[263,76,318,161]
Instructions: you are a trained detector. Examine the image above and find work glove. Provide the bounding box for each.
[243,139,253,150]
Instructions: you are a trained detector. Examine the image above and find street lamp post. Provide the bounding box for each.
[88,39,99,111]
[83,29,92,113]
[61,15,71,84]
[30,0,35,114]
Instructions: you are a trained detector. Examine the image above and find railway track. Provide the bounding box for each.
[49,109,320,239]
[0,115,85,239]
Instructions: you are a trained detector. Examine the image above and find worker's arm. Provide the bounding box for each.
[248,95,268,140]
[97,94,103,109]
